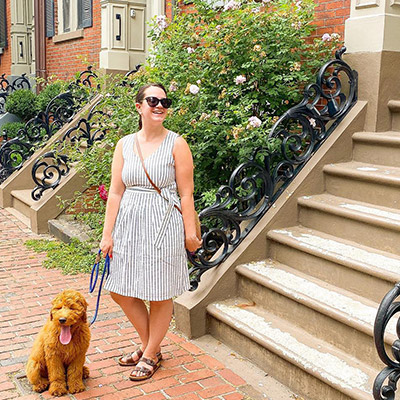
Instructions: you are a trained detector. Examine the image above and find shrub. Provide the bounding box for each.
[5,89,37,121]
[75,0,339,206]
[60,0,340,247]
[1,121,25,140]
[141,0,340,202]
[36,81,66,112]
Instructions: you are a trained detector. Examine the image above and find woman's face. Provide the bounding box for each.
[136,86,169,127]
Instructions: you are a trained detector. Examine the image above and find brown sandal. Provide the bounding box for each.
[129,356,162,381]
[118,348,162,367]
[118,347,143,367]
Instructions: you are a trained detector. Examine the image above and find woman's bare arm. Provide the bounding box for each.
[100,138,126,258]
[174,136,202,253]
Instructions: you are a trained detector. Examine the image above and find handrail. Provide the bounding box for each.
[29,66,140,200]
[0,67,97,184]
[187,46,358,290]
[373,283,400,400]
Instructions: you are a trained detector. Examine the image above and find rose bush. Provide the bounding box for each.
[64,0,340,242]
[141,0,339,206]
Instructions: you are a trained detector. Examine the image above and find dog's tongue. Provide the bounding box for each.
[59,326,71,345]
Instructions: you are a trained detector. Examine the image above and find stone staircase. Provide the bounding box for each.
[204,102,400,399]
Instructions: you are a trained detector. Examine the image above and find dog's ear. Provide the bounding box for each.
[81,310,87,323]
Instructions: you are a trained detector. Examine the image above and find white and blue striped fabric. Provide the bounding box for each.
[104,131,190,301]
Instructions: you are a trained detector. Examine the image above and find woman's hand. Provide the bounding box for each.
[100,235,113,259]
[185,233,202,253]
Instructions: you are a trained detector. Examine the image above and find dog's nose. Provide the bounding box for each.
[59,318,67,324]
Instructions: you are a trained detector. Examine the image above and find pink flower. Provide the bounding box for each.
[169,82,178,92]
[189,84,200,95]
[248,116,262,128]
[322,33,331,41]
[187,47,195,54]
[224,1,240,11]
[98,185,108,202]
[235,75,246,85]
[156,15,168,31]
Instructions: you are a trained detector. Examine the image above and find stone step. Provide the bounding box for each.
[352,131,400,166]
[236,260,395,370]
[48,215,91,244]
[388,100,400,131]
[207,298,376,400]
[267,226,400,303]
[298,193,400,256]
[10,189,35,219]
[323,162,400,210]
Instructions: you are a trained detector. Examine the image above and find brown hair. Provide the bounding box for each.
[136,83,168,130]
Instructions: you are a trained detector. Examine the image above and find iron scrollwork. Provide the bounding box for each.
[373,283,400,400]
[30,98,108,200]
[31,152,70,201]
[29,66,141,200]
[0,68,96,184]
[188,46,358,290]
[0,73,31,114]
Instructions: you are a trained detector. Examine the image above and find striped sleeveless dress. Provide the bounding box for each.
[104,130,190,301]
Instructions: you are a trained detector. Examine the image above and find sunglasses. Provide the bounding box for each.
[144,96,173,109]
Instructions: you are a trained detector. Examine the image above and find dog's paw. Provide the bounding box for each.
[32,381,49,393]
[68,381,86,394]
[49,383,68,396]
[82,365,90,379]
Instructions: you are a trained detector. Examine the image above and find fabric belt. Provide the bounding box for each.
[126,186,178,248]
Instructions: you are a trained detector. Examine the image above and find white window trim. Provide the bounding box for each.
[57,0,79,34]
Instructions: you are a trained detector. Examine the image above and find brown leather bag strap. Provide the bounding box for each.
[134,133,182,214]
[134,134,161,195]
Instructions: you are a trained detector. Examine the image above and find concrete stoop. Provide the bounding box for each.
[174,100,400,400]
[48,214,91,244]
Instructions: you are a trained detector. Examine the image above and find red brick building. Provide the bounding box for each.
[0,0,350,83]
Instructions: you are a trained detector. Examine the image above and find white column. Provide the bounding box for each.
[345,0,400,53]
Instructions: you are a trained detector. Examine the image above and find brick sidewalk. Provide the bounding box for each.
[0,208,248,400]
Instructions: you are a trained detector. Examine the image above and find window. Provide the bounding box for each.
[46,0,55,37]
[63,0,71,32]
[58,0,92,34]
[0,0,7,48]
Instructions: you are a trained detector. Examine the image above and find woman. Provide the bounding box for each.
[100,83,202,381]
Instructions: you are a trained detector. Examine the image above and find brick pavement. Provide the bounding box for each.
[0,208,249,400]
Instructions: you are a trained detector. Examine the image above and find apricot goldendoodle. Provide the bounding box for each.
[26,289,91,396]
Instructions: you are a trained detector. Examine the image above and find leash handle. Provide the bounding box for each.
[89,250,110,326]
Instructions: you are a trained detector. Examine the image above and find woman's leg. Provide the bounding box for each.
[131,298,173,377]
[110,292,150,360]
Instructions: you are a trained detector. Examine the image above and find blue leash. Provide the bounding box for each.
[89,250,110,326]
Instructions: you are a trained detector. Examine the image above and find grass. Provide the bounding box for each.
[24,238,98,275]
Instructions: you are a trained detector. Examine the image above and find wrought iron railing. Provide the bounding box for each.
[31,98,107,200]
[187,46,358,290]
[373,283,400,400]
[0,67,97,184]
[0,73,32,114]
[29,66,140,200]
